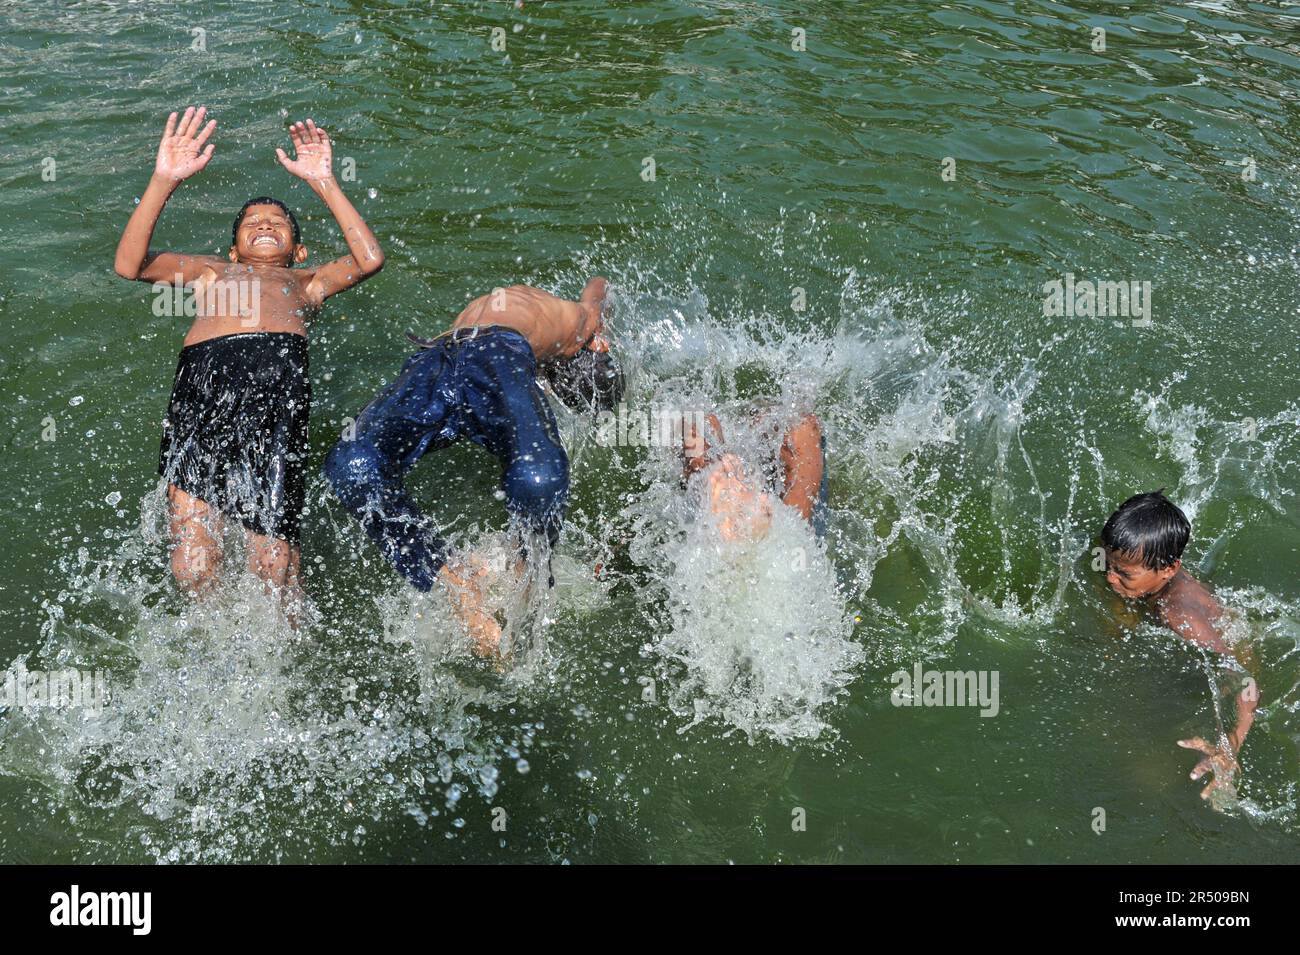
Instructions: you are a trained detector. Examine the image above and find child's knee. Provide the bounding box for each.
[248,537,295,585]
[170,542,219,594]
[504,452,569,524]
[324,439,385,507]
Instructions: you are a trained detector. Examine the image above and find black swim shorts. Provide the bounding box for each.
[158,332,311,543]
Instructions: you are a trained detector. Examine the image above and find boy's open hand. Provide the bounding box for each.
[155,106,216,182]
[1178,736,1241,799]
[276,119,333,183]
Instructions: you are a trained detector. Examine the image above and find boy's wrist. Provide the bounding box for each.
[308,175,340,194]
[148,171,182,191]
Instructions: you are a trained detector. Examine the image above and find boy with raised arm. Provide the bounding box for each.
[114,107,384,606]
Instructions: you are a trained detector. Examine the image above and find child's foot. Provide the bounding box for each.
[439,558,504,659]
[707,454,774,542]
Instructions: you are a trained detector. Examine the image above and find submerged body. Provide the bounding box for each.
[631,404,856,742]
[681,410,828,542]
[1101,490,1258,801]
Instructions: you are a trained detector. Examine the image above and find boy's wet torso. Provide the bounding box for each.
[173,257,321,347]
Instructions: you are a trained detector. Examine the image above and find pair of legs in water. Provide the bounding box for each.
[323,325,568,652]
[167,486,301,597]
[682,411,828,543]
[321,279,613,651]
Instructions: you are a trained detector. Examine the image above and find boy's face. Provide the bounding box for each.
[230,204,306,266]
[1104,548,1178,599]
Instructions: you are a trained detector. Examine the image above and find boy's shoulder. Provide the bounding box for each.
[1157,572,1227,651]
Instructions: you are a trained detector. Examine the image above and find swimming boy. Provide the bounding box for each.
[323,280,620,656]
[1100,489,1258,800]
[114,107,384,604]
[681,410,828,542]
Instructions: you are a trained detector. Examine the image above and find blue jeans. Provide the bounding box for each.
[323,328,568,591]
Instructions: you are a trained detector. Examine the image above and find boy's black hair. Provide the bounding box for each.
[1101,488,1190,570]
[232,196,300,247]
[542,349,625,414]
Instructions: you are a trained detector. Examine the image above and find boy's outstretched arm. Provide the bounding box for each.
[114,107,220,284]
[580,276,611,350]
[1178,673,1258,799]
[1172,610,1259,799]
[1223,639,1260,756]
[277,120,384,304]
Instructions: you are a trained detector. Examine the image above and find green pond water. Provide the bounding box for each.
[0,0,1298,863]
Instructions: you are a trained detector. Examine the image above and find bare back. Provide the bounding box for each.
[451,283,604,361]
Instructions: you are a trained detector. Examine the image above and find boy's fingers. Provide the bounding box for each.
[163,111,178,138]
[178,106,195,138]
[194,119,217,149]
[275,147,289,164]
[305,118,318,141]
[184,106,204,138]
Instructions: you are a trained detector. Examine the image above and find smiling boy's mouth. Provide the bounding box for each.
[251,235,281,248]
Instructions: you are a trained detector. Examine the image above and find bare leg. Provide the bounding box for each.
[682,412,725,478]
[580,276,610,349]
[438,559,502,657]
[778,413,825,523]
[246,530,303,619]
[707,453,774,541]
[167,484,224,596]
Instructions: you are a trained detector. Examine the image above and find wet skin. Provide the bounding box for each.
[1104,548,1259,800]
[113,107,384,608]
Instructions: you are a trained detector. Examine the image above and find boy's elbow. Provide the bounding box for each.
[114,260,139,281]
[364,252,385,276]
